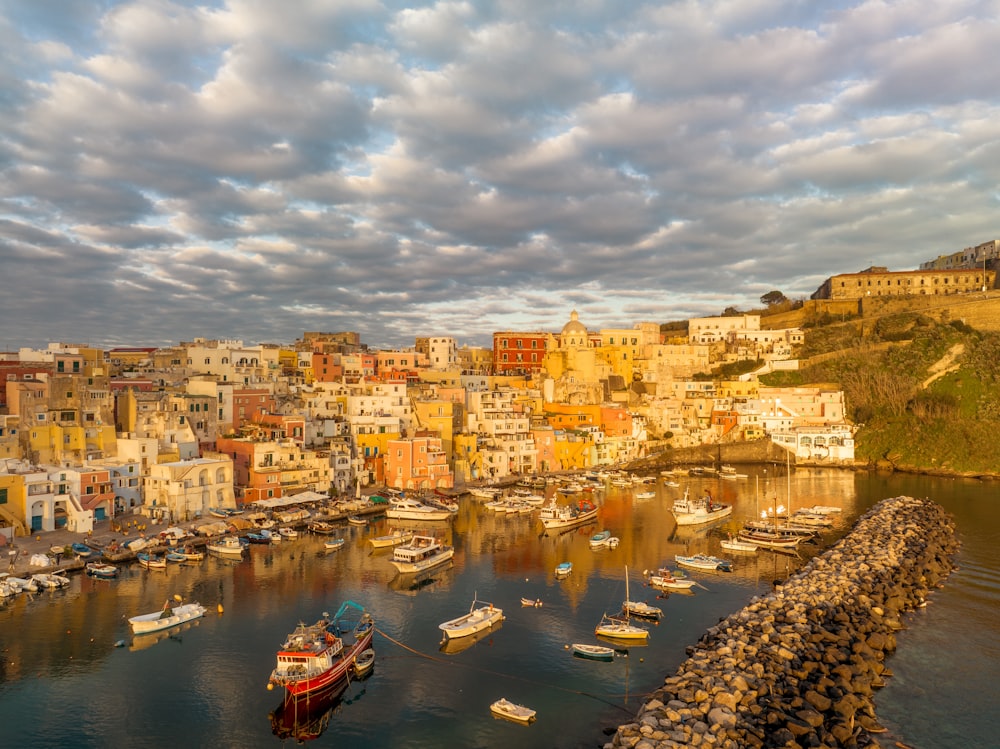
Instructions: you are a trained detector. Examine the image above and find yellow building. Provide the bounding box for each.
[452,432,481,482]
[553,433,595,470]
[0,473,28,538]
[412,398,459,469]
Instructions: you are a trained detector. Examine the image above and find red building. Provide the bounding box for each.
[492,332,547,374]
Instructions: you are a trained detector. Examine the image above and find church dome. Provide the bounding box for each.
[560,310,587,337]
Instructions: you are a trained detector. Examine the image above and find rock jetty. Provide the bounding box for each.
[605,496,959,749]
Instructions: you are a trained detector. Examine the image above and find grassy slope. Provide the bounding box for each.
[761,314,1000,475]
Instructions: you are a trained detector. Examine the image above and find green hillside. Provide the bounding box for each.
[761,312,1000,476]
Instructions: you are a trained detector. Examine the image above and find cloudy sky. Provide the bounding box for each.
[2,1,998,350]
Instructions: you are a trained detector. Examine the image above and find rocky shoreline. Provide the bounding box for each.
[603,495,959,749]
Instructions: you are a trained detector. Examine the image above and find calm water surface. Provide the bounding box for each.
[0,470,993,748]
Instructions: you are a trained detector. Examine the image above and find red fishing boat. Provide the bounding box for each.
[268,601,374,697]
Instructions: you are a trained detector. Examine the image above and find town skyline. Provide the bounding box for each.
[3,2,999,348]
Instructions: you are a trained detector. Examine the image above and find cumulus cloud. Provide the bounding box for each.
[1,0,997,349]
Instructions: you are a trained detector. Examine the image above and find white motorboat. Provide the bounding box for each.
[368,529,413,549]
[439,597,504,640]
[390,535,454,574]
[129,601,207,635]
[539,498,599,531]
[675,554,733,572]
[647,567,698,590]
[671,488,733,526]
[490,697,536,724]
[206,535,246,557]
[32,572,71,589]
[554,562,572,578]
[385,497,452,522]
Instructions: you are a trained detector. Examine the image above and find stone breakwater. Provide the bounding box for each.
[605,496,959,749]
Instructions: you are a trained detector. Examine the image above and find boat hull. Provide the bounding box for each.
[271,613,375,698]
[541,506,598,531]
[439,604,503,640]
[129,603,207,634]
[390,547,454,574]
[572,643,615,661]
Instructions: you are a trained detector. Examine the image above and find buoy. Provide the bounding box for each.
[267,683,274,691]
[564,644,569,649]
[217,603,224,614]
[173,594,183,602]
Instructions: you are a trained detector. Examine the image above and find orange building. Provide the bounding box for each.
[492,331,547,374]
[385,434,453,490]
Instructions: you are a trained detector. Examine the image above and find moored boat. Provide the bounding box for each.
[129,600,207,634]
[173,546,205,561]
[137,552,167,569]
[85,562,118,579]
[647,567,698,590]
[323,538,345,551]
[588,530,612,549]
[720,532,758,553]
[540,498,599,531]
[353,647,375,677]
[347,515,368,526]
[595,613,648,641]
[267,600,374,697]
[71,542,93,557]
[368,529,413,549]
[490,697,536,724]
[520,597,543,607]
[674,553,733,572]
[622,599,662,620]
[207,535,247,557]
[737,525,802,549]
[439,597,504,641]
[307,520,337,535]
[554,562,573,578]
[32,572,70,589]
[389,535,454,575]
[571,643,615,661]
[385,497,452,522]
[671,488,733,526]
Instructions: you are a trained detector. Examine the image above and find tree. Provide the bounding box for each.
[760,290,788,307]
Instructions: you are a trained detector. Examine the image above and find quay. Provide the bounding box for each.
[2,493,394,580]
[602,496,959,749]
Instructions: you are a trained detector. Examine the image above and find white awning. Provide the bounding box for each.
[252,491,329,509]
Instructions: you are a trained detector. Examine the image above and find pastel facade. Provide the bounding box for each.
[142,456,236,522]
[385,434,453,490]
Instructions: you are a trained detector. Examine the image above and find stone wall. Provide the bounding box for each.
[604,496,959,749]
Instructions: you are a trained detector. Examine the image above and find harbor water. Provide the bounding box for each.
[0,469,994,748]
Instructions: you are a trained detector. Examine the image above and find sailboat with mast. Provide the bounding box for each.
[595,566,649,641]
[737,454,803,549]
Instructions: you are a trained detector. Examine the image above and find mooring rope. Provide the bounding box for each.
[373,626,639,713]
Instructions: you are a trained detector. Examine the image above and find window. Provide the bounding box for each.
[0,487,6,504]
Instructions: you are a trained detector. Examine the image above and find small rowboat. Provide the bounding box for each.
[520,597,543,607]
[554,562,572,578]
[353,648,375,677]
[571,643,615,661]
[86,562,118,579]
[324,538,345,551]
[490,697,536,724]
[348,515,368,526]
[137,552,167,570]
